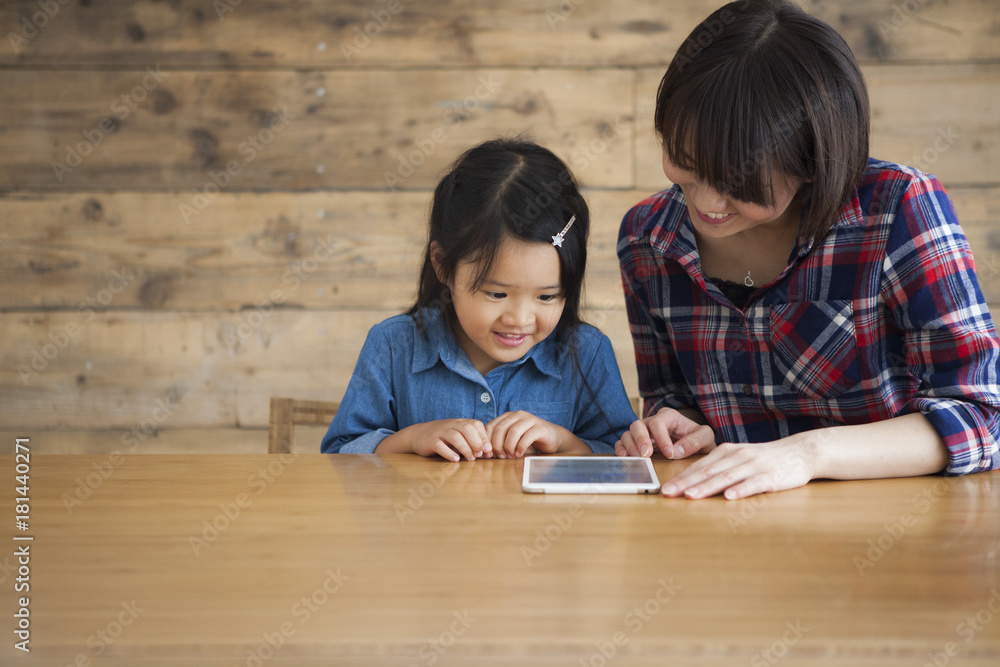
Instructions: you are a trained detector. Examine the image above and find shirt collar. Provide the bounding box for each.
[643,186,694,259]
[635,187,706,279]
[520,336,563,380]
[410,306,563,380]
[829,187,866,230]
[795,187,865,257]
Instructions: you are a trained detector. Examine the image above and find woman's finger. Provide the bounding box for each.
[661,445,744,496]
[672,425,718,458]
[627,419,656,457]
[645,411,679,458]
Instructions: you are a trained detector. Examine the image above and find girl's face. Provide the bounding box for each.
[662,152,803,239]
[445,237,565,376]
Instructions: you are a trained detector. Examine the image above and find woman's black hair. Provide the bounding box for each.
[655,0,870,241]
[409,137,589,351]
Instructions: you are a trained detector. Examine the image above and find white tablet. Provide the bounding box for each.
[521,456,661,494]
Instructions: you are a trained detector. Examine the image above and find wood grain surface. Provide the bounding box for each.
[1,453,997,666]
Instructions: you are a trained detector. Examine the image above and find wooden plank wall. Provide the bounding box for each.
[1,0,998,454]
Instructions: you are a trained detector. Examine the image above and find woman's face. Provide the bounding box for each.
[662,151,803,238]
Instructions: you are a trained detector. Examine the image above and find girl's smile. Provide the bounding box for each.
[494,331,529,347]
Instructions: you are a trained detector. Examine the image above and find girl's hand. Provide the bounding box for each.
[406,419,492,462]
[486,411,585,458]
[616,408,716,459]
[661,437,817,499]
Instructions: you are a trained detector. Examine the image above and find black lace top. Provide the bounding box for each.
[711,278,756,310]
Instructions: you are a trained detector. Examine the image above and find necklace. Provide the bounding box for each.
[744,270,754,288]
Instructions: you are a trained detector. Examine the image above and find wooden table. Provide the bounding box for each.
[2,454,998,666]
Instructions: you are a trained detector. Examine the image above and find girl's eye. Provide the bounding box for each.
[485,291,506,299]
[538,294,559,303]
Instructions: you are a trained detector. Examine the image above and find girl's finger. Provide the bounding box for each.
[513,424,543,458]
[502,420,532,458]
[431,441,461,463]
[490,419,513,459]
[475,421,493,457]
[442,432,476,462]
[458,422,489,457]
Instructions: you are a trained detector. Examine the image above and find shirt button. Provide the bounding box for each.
[480,392,491,404]
[743,384,754,397]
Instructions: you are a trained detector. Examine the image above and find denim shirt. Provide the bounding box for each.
[320,307,637,454]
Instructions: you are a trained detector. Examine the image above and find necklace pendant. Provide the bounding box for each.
[744,270,754,288]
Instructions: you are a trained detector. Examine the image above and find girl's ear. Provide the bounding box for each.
[429,242,448,285]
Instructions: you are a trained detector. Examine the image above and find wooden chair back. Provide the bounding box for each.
[268,398,339,454]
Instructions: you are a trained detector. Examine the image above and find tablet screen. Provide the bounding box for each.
[522,457,660,494]
[527,457,654,484]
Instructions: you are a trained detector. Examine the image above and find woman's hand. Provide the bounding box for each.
[661,437,817,499]
[380,419,492,462]
[657,414,948,499]
[486,411,588,458]
[616,407,716,459]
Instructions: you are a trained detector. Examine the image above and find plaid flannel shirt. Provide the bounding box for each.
[618,159,1000,474]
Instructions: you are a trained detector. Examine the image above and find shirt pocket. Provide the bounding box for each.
[769,300,861,400]
[509,401,574,428]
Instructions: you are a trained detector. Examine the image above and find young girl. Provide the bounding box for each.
[322,138,637,460]
[616,0,1000,497]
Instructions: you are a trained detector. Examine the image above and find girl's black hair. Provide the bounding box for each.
[654,0,870,241]
[409,138,629,432]
[409,137,589,350]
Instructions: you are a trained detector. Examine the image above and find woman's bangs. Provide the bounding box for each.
[662,80,781,208]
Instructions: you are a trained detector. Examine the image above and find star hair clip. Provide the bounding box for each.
[551,215,576,248]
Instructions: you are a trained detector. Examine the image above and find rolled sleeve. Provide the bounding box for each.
[330,428,395,454]
[883,176,1000,474]
[910,399,1000,474]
